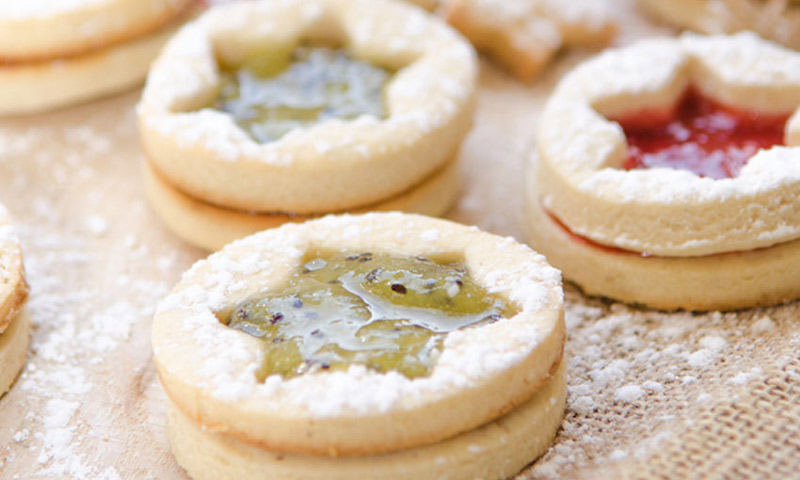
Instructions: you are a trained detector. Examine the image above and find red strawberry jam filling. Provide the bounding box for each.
[546,212,649,257]
[614,90,790,179]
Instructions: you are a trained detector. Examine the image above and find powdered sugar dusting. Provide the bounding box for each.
[0,95,199,478]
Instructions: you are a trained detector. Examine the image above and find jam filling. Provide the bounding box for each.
[614,90,790,179]
[215,46,392,143]
[223,251,516,380]
[546,211,649,257]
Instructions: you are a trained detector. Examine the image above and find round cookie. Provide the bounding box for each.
[0,310,31,396]
[528,32,800,310]
[535,33,800,257]
[638,0,800,51]
[0,19,184,116]
[0,206,28,335]
[0,206,30,395]
[143,155,462,251]
[166,359,566,480]
[152,212,565,456]
[0,0,194,62]
[137,0,478,214]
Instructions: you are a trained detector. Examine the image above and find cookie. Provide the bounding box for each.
[527,33,800,310]
[143,155,461,251]
[443,0,616,81]
[0,0,194,115]
[152,212,565,456]
[0,206,30,395]
[638,0,800,50]
[166,359,566,480]
[137,0,478,215]
[0,0,194,62]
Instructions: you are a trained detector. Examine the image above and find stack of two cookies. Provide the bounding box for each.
[0,206,29,397]
[0,0,194,115]
[137,0,479,251]
[152,212,567,480]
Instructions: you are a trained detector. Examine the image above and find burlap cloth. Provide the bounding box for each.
[0,0,798,478]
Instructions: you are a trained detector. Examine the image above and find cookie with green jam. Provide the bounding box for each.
[152,212,565,480]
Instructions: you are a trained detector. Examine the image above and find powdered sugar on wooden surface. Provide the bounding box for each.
[0,92,199,479]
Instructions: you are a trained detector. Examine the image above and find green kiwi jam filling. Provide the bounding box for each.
[215,46,392,143]
[223,251,517,380]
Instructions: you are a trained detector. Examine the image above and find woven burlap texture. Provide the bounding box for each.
[514,287,800,479]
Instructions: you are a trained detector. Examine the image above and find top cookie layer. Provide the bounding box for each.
[0,0,194,61]
[0,206,28,334]
[536,33,800,256]
[151,212,564,455]
[137,0,477,214]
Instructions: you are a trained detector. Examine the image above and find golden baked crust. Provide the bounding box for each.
[524,169,800,311]
[0,0,194,62]
[137,0,478,214]
[0,206,29,396]
[152,212,564,456]
[638,0,800,50]
[0,17,184,116]
[0,206,28,335]
[443,0,616,81]
[143,155,461,251]
[536,33,800,258]
[166,359,566,480]
[0,309,31,396]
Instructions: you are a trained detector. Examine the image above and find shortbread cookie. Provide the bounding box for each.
[166,359,565,480]
[152,212,564,456]
[0,206,30,395]
[0,1,195,115]
[0,0,194,62]
[443,0,616,81]
[0,207,28,335]
[527,33,800,310]
[0,20,183,116]
[0,310,31,396]
[138,0,477,215]
[638,0,800,50]
[143,155,461,251]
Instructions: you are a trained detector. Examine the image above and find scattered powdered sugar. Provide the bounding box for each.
[0,98,200,478]
[728,367,763,386]
[751,315,777,334]
[530,287,799,477]
[84,214,108,236]
[614,384,644,403]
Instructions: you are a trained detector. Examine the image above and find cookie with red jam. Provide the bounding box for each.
[526,33,800,310]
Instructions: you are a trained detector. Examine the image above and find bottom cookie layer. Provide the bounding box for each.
[0,14,185,115]
[144,156,461,251]
[166,359,565,480]
[524,174,800,311]
[0,309,31,396]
